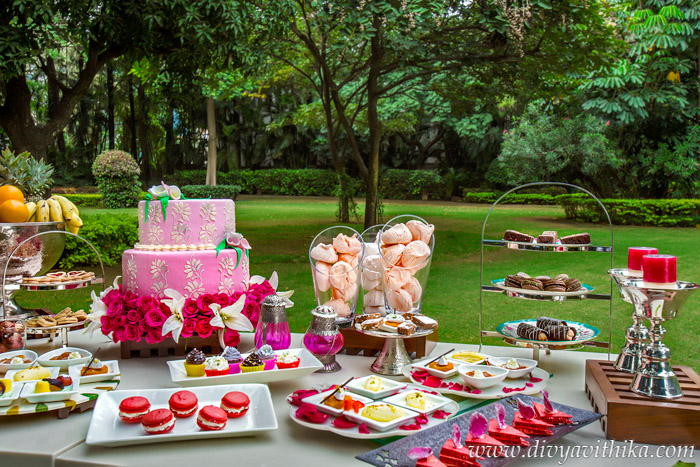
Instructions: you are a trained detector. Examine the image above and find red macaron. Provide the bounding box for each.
[220,391,250,418]
[141,408,176,435]
[118,396,151,423]
[169,390,198,418]
[197,405,227,431]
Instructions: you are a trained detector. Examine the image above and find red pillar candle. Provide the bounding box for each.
[628,247,658,273]
[642,254,676,284]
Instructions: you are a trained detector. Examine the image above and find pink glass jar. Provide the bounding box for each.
[254,294,291,350]
[303,305,344,372]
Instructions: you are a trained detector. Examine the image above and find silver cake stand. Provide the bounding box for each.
[356,327,434,375]
[608,268,648,373]
[621,279,698,399]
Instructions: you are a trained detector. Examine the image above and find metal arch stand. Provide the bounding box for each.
[1,230,107,346]
[477,182,614,361]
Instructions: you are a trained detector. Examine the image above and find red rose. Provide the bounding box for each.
[216,293,233,307]
[159,302,172,317]
[181,319,197,338]
[101,289,121,307]
[144,328,165,344]
[126,309,141,324]
[250,280,275,301]
[106,300,124,317]
[112,328,125,343]
[196,319,213,338]
[242,299,260,328]
[196,294,218,314]
[183,299,199,318]
[101,315,116,334]
[124,324,141,342]
[145,309,167,328]
[222,328,240,348]
[123,292,139,310]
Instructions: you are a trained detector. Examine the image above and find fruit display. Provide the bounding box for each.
[24,194,83,234]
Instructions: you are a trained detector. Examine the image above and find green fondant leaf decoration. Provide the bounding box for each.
[234,247,242,269]
[160,196,169,221]
[215,239,227,257]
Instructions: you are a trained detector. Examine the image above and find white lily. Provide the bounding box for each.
[84,276,121,336]
[209,294,253,332]
[161,289,186,343]
[148,183,169,198]
[249,271,294,307]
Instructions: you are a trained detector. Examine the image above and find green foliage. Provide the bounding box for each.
[462,192,559,205]
[62,194,102,208]
[486,103,621,195]
[92,151,141,208]
[0,147,54,201]
[59,214,138,268]
[557,194,700,227]
[181,185,241,200]
[379,170,443,200]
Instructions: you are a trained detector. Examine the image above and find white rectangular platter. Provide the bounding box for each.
[167,348,323,387]
[86,383,278,447]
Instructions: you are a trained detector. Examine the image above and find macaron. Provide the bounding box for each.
[141,408,176,435]
[118,396,151,423]
[220,391,250,418]
[197,405,227,431]
[169,390,198,418]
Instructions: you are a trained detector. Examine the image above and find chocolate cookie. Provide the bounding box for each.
[564,278,582,291]
[505,275,523,288]
[504,230,535,243]
[543,280,566,292]
[560,232,591,244]
[521,279,543,291]
[553,273,570,281]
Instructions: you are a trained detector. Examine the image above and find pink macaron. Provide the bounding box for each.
[141,408,175,435]
[118,396,151,423]
[169,390,198,418]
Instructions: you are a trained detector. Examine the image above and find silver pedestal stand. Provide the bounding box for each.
[608,268,648,373]
[621,279,698,399]
[358,328,434,375]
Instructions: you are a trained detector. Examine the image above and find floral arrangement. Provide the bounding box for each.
[88,272,292,348]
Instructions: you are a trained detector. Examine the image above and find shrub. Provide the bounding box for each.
[59,214,138,268]
[92,150,141,208]
[462,192,558,205]
[180,185,242,200]
[378,169,442,200]
[62,193,102,207]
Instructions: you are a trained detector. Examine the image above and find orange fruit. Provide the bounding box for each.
[0,185,25,204]
[0,199,30,223]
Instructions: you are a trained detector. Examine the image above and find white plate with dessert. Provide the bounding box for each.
[382,390,452,416]
[0,379,21,407]
[0,350,37,373]
[6,366,60,382]
[86,384,278,447]
[20,378,80,403]
[37,347,92,370]
[354,312,438,338]
[167,348,323,387]
[69,360,120,384]
[345,375,406,399]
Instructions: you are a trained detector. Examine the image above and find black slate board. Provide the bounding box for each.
[356,394,602,467]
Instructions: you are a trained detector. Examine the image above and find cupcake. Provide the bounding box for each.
[275,351,300,369]
[184,349,206,377]
[221,347,242,374]
[240,353,265,373]
[204,356,230,377]
[256,345,276,370]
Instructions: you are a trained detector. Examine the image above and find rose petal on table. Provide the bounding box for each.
[418,389,438,395]
[526,382,533,387]
[399,423,421,431]
[423,375,443,388]
[332,416,356,429]
[502,386,526,393]
[529,375,543,383]
[296,403,329,424]
[416,413,429,425]
[358,423,370,434]
[432,410,451,419]
[289,389,319,406]
[412,368,429,377]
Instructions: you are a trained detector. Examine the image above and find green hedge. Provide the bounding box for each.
[63,193,103,208]
[462,192,558,205]
[556,194,700,227]
[378,169,443,200]
[181,185,241,200]
[59,214,138,268]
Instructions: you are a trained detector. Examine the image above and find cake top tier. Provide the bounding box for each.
[137,199,235,247]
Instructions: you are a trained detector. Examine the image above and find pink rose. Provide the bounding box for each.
[196,294,218,314]
[144,328,165,344]
[101,289,121,307]
[242,299,260,328]
[101,315,116,334]
[160,302,172,317]
[216,293,233,307]
[106,301,124,317]
[112,328,125,343]
[222,328,240,348]
[123,292,139,310]
[183,299,199,318]
[181,319,197,338]
[232,291,244,302]
[124,324,141,341]
[196,320,213,338]
[250,281,275,301]
[126,309,141,324]
[137,296,160,316]
[145,309,167,328]
[118,315,129,327]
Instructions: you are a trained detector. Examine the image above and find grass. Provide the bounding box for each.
[14,195,700,370]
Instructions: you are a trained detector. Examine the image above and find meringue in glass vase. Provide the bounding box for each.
[359,224,386,317]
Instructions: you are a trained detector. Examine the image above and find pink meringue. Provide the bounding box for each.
[332,282,358,301]
[384,267,412,290]
[313,261,332,292]
[310,243,338,264]
[361,255,382,280]
[363,305,385,316]
[333,233,362,255]
[386,288,413,312]
[363,290,385,307]
[324,298,352,317]
[361,273,381,291]
[381,244,405,266]
[329,261,358,290]
[401,240,431,269]
[381,223,413,245]
[363,242,379,257]
[403,276,423,302]
[338,253,359,269]
[406,220,435,244]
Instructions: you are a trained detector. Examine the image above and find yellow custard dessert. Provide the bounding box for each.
[14,366,51,382]
[405,392,427,410]
[361,404,404,422]
[449,351,485,364]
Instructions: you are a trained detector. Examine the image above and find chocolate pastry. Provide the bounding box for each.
[185,348,206,365]
[517,323,547,341]
[504,230,535,243]
[553,273,569,281]
[543,280,566,292]
[358,318,383,330]
[355,313,381,324]
[545,325,577,341]
[560,232,591,244]
[564,278,582,291]
[536,231,558,244]
[397,321,416,336]
[505,275,523,288]
[521,279,543,291]
[536,317,568,329]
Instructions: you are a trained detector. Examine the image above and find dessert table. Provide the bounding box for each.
[1,332,695,467]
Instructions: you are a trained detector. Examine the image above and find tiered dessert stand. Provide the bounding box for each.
[355,327,435,375]
[478,182,613,360]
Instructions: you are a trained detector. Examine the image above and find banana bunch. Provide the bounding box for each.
[25,195,83,234]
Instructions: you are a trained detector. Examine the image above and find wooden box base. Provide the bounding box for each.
[339,327,438,358]
[120,335,221,359]
[584,359,700,445]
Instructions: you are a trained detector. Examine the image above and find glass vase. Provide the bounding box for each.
[360,224,386,316]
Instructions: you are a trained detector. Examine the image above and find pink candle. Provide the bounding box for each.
[628,247,658,273]
[642,254,676,284]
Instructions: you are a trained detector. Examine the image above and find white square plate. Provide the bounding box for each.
[343,401,419,432]
[301,390,373,417]
[86,384,278,446]
[0,350,38,373]
[37,347,91,370]
[167,348,322,387]
[20,380,79,403]
[5,366,59,382]
[382,390,452,415]
[68,360,120,384]
[345,376,406,399]
[445,350,487,365]
[0,383,22,407]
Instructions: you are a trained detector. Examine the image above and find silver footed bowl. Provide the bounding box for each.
[0,222,66,282]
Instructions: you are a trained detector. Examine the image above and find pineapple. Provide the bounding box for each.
[0,147,54,202]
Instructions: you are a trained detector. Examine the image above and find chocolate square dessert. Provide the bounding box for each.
[536,231,558,244]
[503,230,535,243]
[560,232,590,244]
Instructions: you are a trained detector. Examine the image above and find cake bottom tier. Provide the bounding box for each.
[122,248,249,299]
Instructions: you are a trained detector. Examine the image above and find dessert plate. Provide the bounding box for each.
[5,366,60,381]
[69,360,120,384]
[0,350,37,373]
[491,279,594,297]
[496,319,600,347]
[20,380,80,403]
[167,348,323,387]
[382,390,452,416]
[37,347,92,369]
[346,375,406,399]
[403,364,549,399]
[86,383,277,446]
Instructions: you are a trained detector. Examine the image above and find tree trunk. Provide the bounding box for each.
[46,57,66,156]
[137,81,151,184]
[128,76,138,158]
[206,97,217,186]
[164,105,175,175]
[363,15,384,229]
[107,63,115,150]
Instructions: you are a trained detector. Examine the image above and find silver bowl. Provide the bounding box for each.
[0,222,66,318]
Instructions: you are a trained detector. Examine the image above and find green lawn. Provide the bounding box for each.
[15,196,700,370]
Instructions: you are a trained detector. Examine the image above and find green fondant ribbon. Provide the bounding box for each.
[144,193,169,222]
[215,239,247,269]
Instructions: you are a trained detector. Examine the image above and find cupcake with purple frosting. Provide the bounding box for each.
[221,346,242,374]
[257,345,276,370]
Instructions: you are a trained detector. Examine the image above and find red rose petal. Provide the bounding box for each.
[358,423,370,434]
[352,400,365,413]
[432,410,451,419]
[399,423,421,430]
[416,413,429,425]
[530,376,543,383]
[295,403,329,424]
[526,382,533,387]
[332,416,356,429]
[423,376,443,388]
[289,389,319,407]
